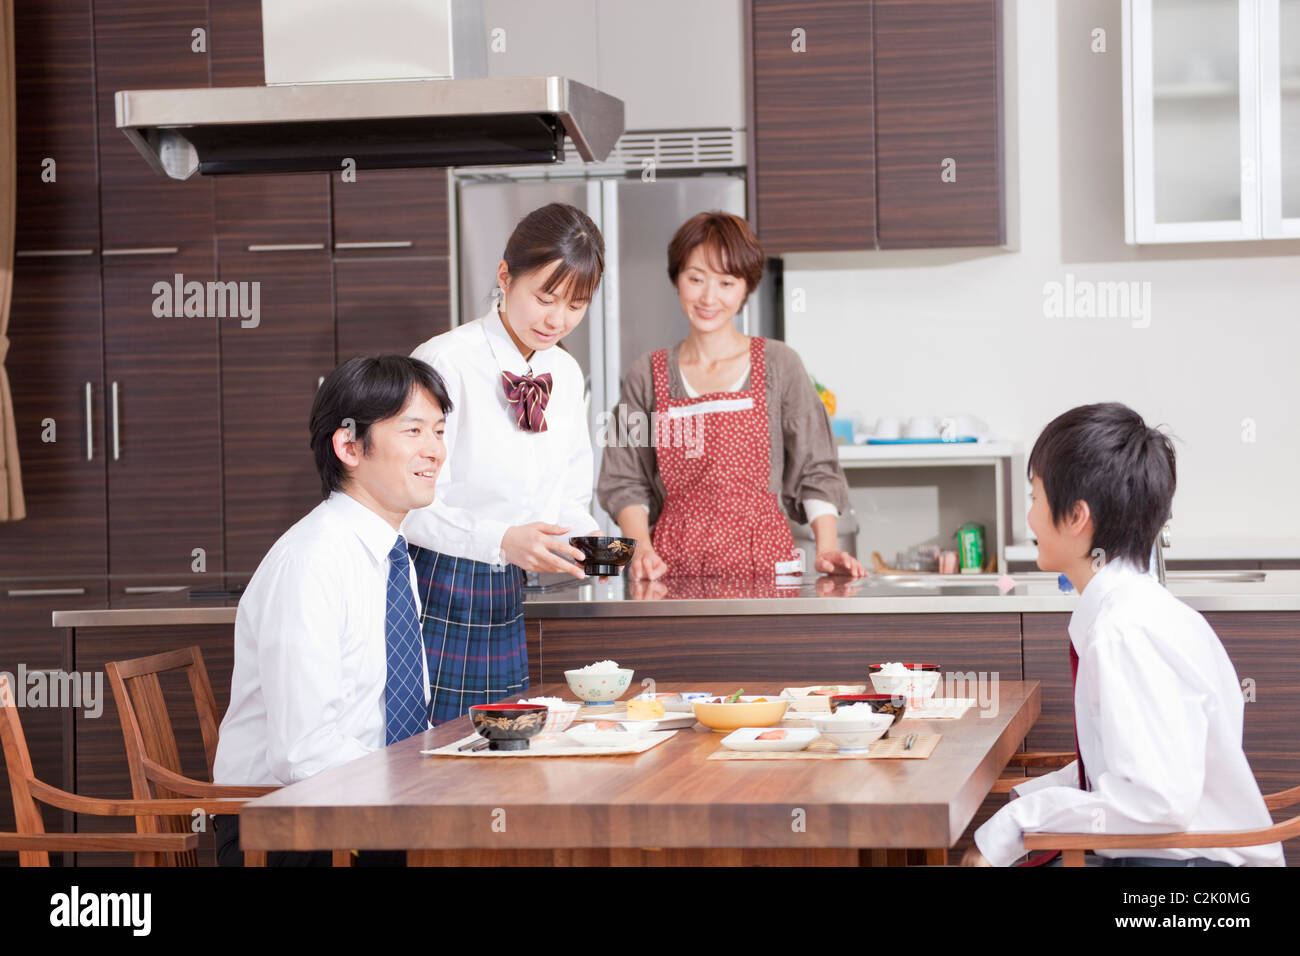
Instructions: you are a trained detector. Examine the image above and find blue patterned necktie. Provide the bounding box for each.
[384,535,427,744]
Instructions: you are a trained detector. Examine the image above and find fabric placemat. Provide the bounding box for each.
[708,732,941,760]
[421,730,677,757]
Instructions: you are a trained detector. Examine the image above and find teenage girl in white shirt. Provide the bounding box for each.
[404,203,604,722]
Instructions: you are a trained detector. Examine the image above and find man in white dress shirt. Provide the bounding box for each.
[967,403,1284,867]
[212,355,452,866]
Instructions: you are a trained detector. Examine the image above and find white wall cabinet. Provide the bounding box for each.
[1123,0,1300,241]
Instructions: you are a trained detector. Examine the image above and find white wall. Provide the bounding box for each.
[781,0,1300,546]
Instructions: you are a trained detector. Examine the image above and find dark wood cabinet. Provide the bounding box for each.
[332,168,450,258]
[748,0,1004,252]
[0,581,106,856]
[874,0,1004,248]
[92,0,214,255]
[219,253,336,574]
[101,255,224,580]
[0,261,106,580]
[13,0,99,252]
[215,176,331,256]
[750,0,876,252]
[208,0,265,88]
[335,257,451,361]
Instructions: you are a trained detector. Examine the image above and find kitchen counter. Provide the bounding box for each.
[48,569,1300,628]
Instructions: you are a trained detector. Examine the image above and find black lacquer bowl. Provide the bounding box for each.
[569,536,637,577]
[468,703,549,751]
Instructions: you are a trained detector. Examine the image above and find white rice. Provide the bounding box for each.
[821,702,881,721]
[575,660,622,674]
[519,697,567,708]
[877,661,916,675]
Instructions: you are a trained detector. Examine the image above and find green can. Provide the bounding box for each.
[957,522,986,573]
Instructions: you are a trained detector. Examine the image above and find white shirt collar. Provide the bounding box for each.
[326,490,404,567]
[1068,557,1149,649]
[482,304,536,376]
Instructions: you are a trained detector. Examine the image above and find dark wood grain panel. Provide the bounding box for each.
[102,254,224,578]
[71,623,234,866]
[214,175,331,257]
[751,0,875,251]
[1021,612,1074,753]
[0,261,106,579]
[334,257,451,360]
[534,612,1023,685]
[208,0,264,88]
[332,168,449,258]
[13,0,99,251]
[0,581,103,864]
[219,253,336,575]
[873,0,1004,247]
[93,0,214,253]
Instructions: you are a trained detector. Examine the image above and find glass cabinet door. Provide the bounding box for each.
[1125,0,1261,242]
[1262,0,1300,236]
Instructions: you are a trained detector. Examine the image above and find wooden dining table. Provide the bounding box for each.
[237,680,1040,866]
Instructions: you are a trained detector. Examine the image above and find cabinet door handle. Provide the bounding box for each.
[84,382,93,461]
[334,240,414,250]
[15,249,95,258]
[122,586,186,594]
[111,381,121,461]
[246,243,325,252]
[7,588,87,597]
[101,247,180,256]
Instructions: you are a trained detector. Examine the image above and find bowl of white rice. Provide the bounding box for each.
[869,661,941,704]
[563,661,634,705]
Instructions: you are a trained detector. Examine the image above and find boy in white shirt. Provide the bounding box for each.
[966,402,1283,867]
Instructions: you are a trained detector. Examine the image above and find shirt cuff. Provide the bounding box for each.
[802,498,839,524]
[1011,761,1079,798]
[974,805,1029,867]
[476,519,510,568]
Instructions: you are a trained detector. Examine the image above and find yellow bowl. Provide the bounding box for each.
[691,696,789,733]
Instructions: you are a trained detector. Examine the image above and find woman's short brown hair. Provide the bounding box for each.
[666,211,765,295]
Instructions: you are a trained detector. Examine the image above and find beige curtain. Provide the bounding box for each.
[0,0,24,521]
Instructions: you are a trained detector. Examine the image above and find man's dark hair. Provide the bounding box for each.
[309,355,453,498]
[1027,402,1176,567]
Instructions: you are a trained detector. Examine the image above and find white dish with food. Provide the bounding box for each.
[719,727,819,752]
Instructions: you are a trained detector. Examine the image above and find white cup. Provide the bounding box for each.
[904,416,940,439]
[874,417,902,440]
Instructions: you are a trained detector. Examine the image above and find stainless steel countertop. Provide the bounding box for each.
[48,571,1300,628]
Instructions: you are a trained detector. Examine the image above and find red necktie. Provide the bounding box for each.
[501,370,552,433]
[1016,640,1088,867]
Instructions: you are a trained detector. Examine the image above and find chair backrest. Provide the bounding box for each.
[104,646,222,867]
[0,675,51,867]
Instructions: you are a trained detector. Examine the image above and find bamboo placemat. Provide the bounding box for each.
[421,730,677,757]
[708,732,941,760]
[902,698,976,720]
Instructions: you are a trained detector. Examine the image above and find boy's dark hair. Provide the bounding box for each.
[309,355,453,498]
[1027,402,1176,567]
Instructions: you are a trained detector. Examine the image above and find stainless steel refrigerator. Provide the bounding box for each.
[454,173,780,533]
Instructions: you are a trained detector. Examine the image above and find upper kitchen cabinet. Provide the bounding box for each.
[12,0,99,253]
[332,168,450,258]
[873,0,1005,248]
[1124,0,1300,241]
[750,0,876,252]
[92,0,214,257]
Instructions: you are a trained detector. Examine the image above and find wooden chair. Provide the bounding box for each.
[105,646,352,867]
[994,747,1300,866]
[105,646,278,866]
[0,674,248,866]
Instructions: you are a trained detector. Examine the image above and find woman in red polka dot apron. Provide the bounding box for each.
[650,337,803,577]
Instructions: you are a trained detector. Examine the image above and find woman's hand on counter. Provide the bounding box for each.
[813,575,863,598]
[629,577,669,600]
[629,541,668,581]
[501,523,587,579]
[814,549,865,577]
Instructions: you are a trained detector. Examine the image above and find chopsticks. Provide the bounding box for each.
[903,733,917,750]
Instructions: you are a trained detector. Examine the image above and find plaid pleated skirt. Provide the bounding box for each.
[409,546,529,724]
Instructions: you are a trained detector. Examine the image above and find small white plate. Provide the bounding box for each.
[575,710,697,730]
[563,723,651,747]
[719,727,819,752]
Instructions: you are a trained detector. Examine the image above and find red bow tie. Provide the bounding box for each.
[501,370,553,433]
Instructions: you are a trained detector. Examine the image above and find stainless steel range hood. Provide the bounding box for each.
[114,0,624,179]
